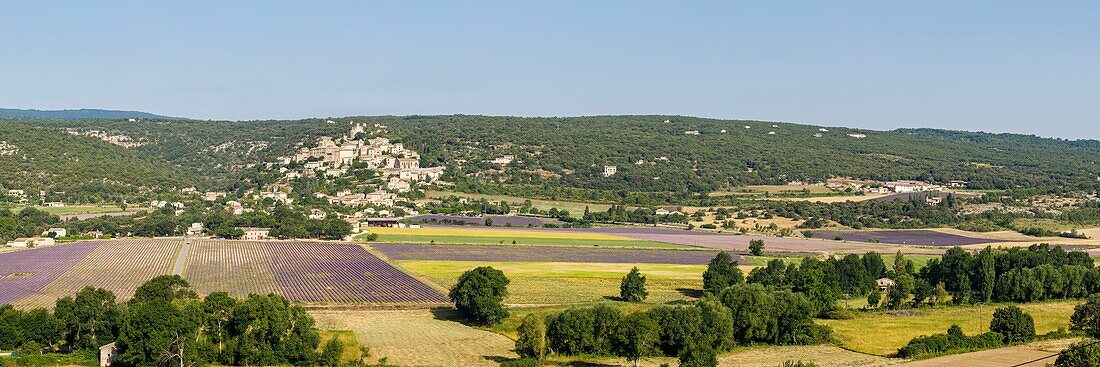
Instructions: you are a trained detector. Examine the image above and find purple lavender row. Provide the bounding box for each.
[373,243,730,265]
[263,242,448,304]
[0,242,100,305]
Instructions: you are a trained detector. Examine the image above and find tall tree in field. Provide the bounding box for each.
[974,246,997,302]
[613,313,660,367]
[619,267,648,302]
[703,252,743,294]
[449,266,510,325]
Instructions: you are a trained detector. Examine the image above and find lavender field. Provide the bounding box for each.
[373,243,730,265]
[188,240,447,304]
[808,230,996,246]
[264,242,448,304]
[409,214,544,227]
[0,242,99,305]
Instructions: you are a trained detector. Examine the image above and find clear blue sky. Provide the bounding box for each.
[2,1,1099,139]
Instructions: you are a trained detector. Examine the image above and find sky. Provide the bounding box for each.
[2,1,1099,139]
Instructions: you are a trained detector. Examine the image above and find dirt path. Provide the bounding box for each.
[171,236,191,275]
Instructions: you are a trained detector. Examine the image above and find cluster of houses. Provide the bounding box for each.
[277,124,444,183]
[65,128,146,148]
[4,227,67,248]
[0,141,18,156]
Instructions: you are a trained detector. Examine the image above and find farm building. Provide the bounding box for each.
[885,180,939,193]
[99,342,116,367]
[239,227,271,240]
[7,237,55,248]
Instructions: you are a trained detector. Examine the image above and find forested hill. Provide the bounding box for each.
[0,108,182,120]
[380,115,1100,194]
[0,124,193,203]
[8,115,1100,201]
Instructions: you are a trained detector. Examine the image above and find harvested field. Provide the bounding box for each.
[407,214,544,227]
[185,240,280,298]
[13,239,180,307]
[0,242,100,305]
[311,310,516,367]
[895,345,1055,367]
[373,243,729,264]
[819,301,1079,356]
[808,230,996,247]
[400,260,710,304]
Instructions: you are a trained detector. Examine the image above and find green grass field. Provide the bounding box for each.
[428,190,612,214]
[819,300,1081,356]
[399,260,718,305]
[317,330,362,362]
[360,227,686,249]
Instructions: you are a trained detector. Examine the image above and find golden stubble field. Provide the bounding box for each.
[311,310,517,367]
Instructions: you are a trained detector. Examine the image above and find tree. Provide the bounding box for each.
[448,267,510,325]
[514,314,547,360]
[613,313,660,367]
[703,252,743,294]
[1070,294,1100,338]
[133,275,197,303]
[320,337,345,367]
[1054,341,1100,367]
[678,342,718,367]
[748,239,765,256]
[989,306,1036,344]
[866,289,882,309]
[620,267,648,302]
[117,299,204,367]
[974,246,997,302]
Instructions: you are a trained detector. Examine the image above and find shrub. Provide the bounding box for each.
[514,314,547,360]
[989,305,1036,344]
[896,325,1003,358]
[678,342,718,367]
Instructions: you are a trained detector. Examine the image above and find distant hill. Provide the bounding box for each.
[0,123,194,203]
[0,108,184,120]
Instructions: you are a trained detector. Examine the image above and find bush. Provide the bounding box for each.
[678,342,718,367]
[896,325,1003,358]
[989,305,1036,344]
[619,267,648,302]
[781,362,819,367]
[448,267,509,325]
[514,314,547,360]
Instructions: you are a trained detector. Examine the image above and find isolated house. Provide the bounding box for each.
[876,278,896,291]
[44,227,67,238]
[239,227,271,240]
